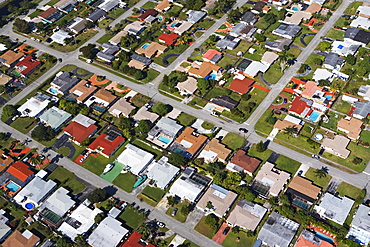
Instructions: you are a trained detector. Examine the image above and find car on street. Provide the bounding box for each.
[239,128,248,133]
[171,208,178,216]
[157,222,165,228]
[223,227,231,235]
[211,111,220,116]
[312,155,320,160]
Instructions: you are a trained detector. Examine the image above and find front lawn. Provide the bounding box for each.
[254,109,276,135]
[222,133,245,151]
[359,131,370,143]
[131,93,151,107]
[138,186,165,206]
[166,201,190,223]
[119,206,146,230]
[57,147,70,157]
[48,166,86,194]
[113,172,136,193]
[247,144,273,163]
[10,117,36,134]
[275,131,320,154]
[344,2,363,15]
[222,230,257,247]
[304,167,332,190]
[226,41,252,56]
[263,63,284,84]
[275,155,301,175]
[336,182,365,201]
[326,29,344,41]
[176,112,197,126]
[51,30,98,52]
[97,33,115,44]
[194,216,218,239]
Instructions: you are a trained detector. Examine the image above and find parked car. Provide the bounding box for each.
[239,128,248,133]
[157,222,165,228]
[283,98,288,103]
[312,154,320,160]
[171,208,178,216]
[158,232,166,236]
[280,108,288,112]
[223,227,231,235]
[211,111,220,116]
[297,170,303,176]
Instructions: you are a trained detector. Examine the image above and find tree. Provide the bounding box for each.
[254,33,266,42]
[318,79,330,87]
[227,9,242,23]
[167,195,178,207]
[168,152,188,167]
[79,44,97,59]
[206,201,213,209]
[2,105,18,119]
[151,103,172,116]
[256,141,266,152]
[264,13,277,25]
[345,54,356,65]
[278,52,289,72]
[74,235,89,247]
[118,117,133,130]
[94,212,106,223]
[298,64,309,74]
[353,157,363,165]
[13,18,31,33]
[313,57,323,65]
[204,214,219,230]
[80,138,91,147]
[87,188,107,204]
[197,78,213,95]
[314,168,327,178]
[162,74,169,86]
[29,155,43,167]
[134,70,145,80]
[31,125,56,142]
[85,21,94,29]
[283,126,297,138]
[135,120,151,137]
[209,34,218,42]
[318,41,331,51]
[241,94,251,101]
[181,204,190,215]
[277,9,287,20]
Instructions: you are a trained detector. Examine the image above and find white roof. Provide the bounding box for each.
[39,187,75,217]
[18,95,50,117]
[87,217,129,247]
[350,16,370,29]
[98,0,120,12]
[0,44,7,51]
[357,5,370,17]
[50,30,72,44]
[284,115,302,125]
[169,177,203,202]
[146,157,180,189]
[312,68,333,81]
[151,117,183,138]
[58,204,102,240]
[14,176,57,207]
[244,61,269,77]
[116,144,154,175]
[72,114,96,127]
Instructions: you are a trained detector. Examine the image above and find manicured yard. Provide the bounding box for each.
[141,1,157,9]
[254,109,276,135]
[10,117,36,134]
[247,144,273,163]
[48,166,86,194]
[131,93,151,107]
[181,240,199,247]
[176,112,197,126]
[263,63,284,84]
[222,133,245,151]
[188,97,208,108]
[222,230,257,247]
[119,206,146,230]
[226,41,252,56]
[71,143,85,161]
[201,121,214,130]
[51,30,98,52]
[304,167,332,190]
[359,131,370,143]
[332,99,352,114]
[138,186,165,206]
[275,155,301,175]
[113,172,136,193]
[218,55,238,68]
[57,147,70,157]
[344,2,363,15]
[326,29,344,41]
[97,33,115,44]
[336,182,365,201]
[304,53,326,74]
[194,216,218,239]
[321,111,344,130]
[166,201,191,223]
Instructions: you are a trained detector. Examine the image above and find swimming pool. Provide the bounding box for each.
[93,105,105,112]
[173,147,185,154]
[325,95,332,100]
[158,135,170,144]
[142,43,150,49]
[292,6,299,11]
[209,74,217,80]
[49,88,57,94]
[25,202,35,210]
[5,181,21,192]
[309,111,321,122]
[315,232,335,244]
[171,22,179,28]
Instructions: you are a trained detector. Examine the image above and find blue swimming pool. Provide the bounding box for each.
[209,74,217,80]
[6,181,21,192]
[25,202,35,210]
[93,105,105,112]
[173,147,185,154]
[49,88,57,94]
[158,136,170,144]
[325,95,332,100]
[309,111,320,122]
[142,44,150,49]
[292,6,299,11]
[315,232,335,244]
[171,22,179,28]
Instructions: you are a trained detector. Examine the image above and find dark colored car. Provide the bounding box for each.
[171,208,178,216]
[297,170,303,176]
[223,227,231,235]
[312,154,320,160]
[158,232,166,236]
[239,128,248,133]
[280,108,288,112]
[292,84,298,89]
[283,98,288,103]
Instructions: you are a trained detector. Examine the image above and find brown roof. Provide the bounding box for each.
[200,138,232,162]
[228,77,254,94]
[0,50,24,66]
[188,62,220,78]
[3,230,40,247]
[155,0,171,12]
[38,7,58,19]
[273,120,303,132]
[174,127,207,155]
[322,135,351,158]
[109,98,135,117]
[305,3,322,13]
[337,117,363,139]
[254,162,290,196]
[93,89,117,103]
[69,80,97,102]
[0,149,14,172]
[227,200,266,231]
[288,176,321,200]
[128,59,147,70]
[136,42,167,58]
[0,73,12,85]
[229,150,261,174]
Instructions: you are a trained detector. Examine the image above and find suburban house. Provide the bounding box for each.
[252,162,290,197]
[240,11,257,25]
[169,167,212,202]
[13,170,57,210]
[49,71,79,95]
[211,95,238,112]
[0,73,11,85]
[243,60,269,78]
[138,9,158,21]
[196,184,237,218]
[0,161,34,191]
[289,96,312,118]
[358,85,370,100]
[63,114,98,145]
[158,33,179,45]
[167,20,193,35]
[116,144,154,176]
[295,229,334,247]
[17,93,51,117]
[187,10,206,24]
[321,135,351,159]
[13,56,41,78]
[109,21,146,45]
[128,54,152,70]
[188,61,220,78]
[353,101,370,119]
[228,77,254,94]
[132,107,159,124]
[344,27,370,46]
[146,156,180,189]
[350,16,370,30]
[261,51,279,66]
[170,127,207,159]
[0,210,11,241]
[252,1,269,14]
[197,138,232,163]
[97,43,120,62]
[38,187,75,228]
[68,79,97,103]
[84,88,117,110]
[227,199,267,231]
[87,217,129,247]
[136,42,167,58]
[230,23,256,40]
[87,127,125,158]
[313,68,343,82]
[216,35,240,50]
[50,30,72,45]
[58,204,102,240]
[331,40,360,56]
[202,49,222,64]
[108,98,135,117]
[274,115,304,135]
[347,204,370,246]
[314,193,354,225]
[0,50,24,67]
[122,231,155,247]
[337,117,363,140]
[202,0,216,12]
[154,0,172,12]
[357,4,370,18]
[272,22,302,39]
[176,77,198,96]
[86,9,107,22]
[54,0,77,13]
[226,150,261,176]
[258,212,300,247]
[39,106,72,130]
[38,7,63,23]
[323,52,345,70]
[147,117,183,148]
[97,0,123,12]
[265,38,292,52]
[285,176,321,210]
[0,149,14,173]
[2,230,40,247]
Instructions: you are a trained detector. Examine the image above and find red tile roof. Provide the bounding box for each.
[295,234,333,247]
[87,132,125,157]
[139,9,158,20]
[158,33,179,45]
[7,161,34,182]
[289,96,309,115]
[15,56,41,76]
[202,49,221,61]
[64,121,98,144]
[228,77,254,94]
[38,7,58,19]
[230,150,261,174]
[122,232,156,247]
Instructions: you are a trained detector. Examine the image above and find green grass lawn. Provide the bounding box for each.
[321,111,344,130]
[222,230,257,247]
[275,155,301,175]
[108,8,126,19]
[166,200,190,223]
[227,41,252,56]
[197,19,215,30]
[276,131,320,154]
[138,186,165,206]
[176,112,197,126]
[48,166,86,194]
[113,172,136,193]
[304,53,326,73]
[57,147,70,157]
[10,117,36,134]
[131,94,151,107]
[201,121,214,130]
[326,29,344,41]
[304,167,332,190]
[293,25,315,47]
[188,97,208,108]
[51,30,98,52]
[98,18,113,29]
[181,240,199,247]
[254,109,276,135]
[344,2,363,14]
[222,133,245,151]
[359,131,370,143]
[141,1,157,9]
[97,33,115,44]
[28,9,43,18]
[336,182,365,200]
[332,99,352,114]
[26,221,53,241]
[334,17,350,28]
[218,55,238,68]
[263,63,284,84]
[71,143,85,161]
[119,206,146,230]
[142,69,160,83]
[194,216,217,239]
[247,144,273,163]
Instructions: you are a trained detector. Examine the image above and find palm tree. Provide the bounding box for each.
[278,51,288,72]
[314,168,327,178]
[283,126,298,139]
[29,155,44,169]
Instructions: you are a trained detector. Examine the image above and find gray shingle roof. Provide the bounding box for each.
[324,52,345,68]
[354,100,370,118]
[130,54,151,65]
[273,23,302,39]
[87,9,107,22]
[344,27,370,44]
[241,12,256,24]
[51,72,79,93]
[187,10,206,24]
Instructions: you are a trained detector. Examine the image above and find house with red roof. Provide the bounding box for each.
[226,150,261,176]
[38,7,63,23]
[295,229,334,247]
[87,127,125,158]
[122,231,155,247]
[64,114,98,145]
[14,56,41,77]
[289,96,312,118]
[158,33,179,45]
[202,49,222,64]
[0,161,34,195]
[228,77,254,94]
